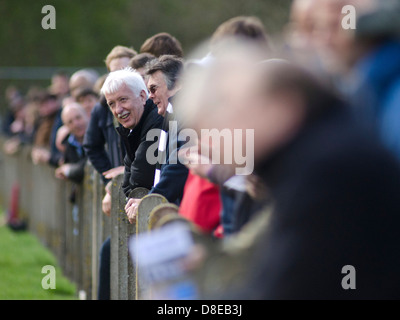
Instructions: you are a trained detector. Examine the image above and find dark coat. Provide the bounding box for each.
[61,134,87,184]
[82,97,126,183]
[33,108,63,167]
[117,99,164,197]
[234,105,400,299]
[148,110,189,204]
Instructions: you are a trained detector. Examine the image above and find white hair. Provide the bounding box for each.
[101,67,148,99]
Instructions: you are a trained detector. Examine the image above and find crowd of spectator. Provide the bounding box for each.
[2,0,400,299]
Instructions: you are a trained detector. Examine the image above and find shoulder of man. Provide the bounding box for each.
[143,99,164,130]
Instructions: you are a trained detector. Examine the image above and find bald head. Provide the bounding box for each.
[62,103,88,141]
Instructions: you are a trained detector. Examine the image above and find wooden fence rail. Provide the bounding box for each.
[0,138,132,299]
[0,137,260,300]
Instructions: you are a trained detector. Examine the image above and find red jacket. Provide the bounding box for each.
[179,171,223,237]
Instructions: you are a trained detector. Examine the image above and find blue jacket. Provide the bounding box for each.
[348,40,400,160]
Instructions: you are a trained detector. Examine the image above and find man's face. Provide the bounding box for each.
[63,107,88,140]
[77,94,98,118]
[109,57,131,72]
[51,75,70,96]
[147,70,173,116]
[105,84,146,130]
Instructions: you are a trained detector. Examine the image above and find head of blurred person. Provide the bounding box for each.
[50,71,70,98]
[348,0,400,63]
[69,69,99,99]
[129,52,156,81]
[312,0,376,73]
[61,103,88,143]
[175,42,340,171]
[38,92,60,118]
[284,0,318,50]
[101,67,149,130]
[210,16,270,55]
[75,88,99,118]
[146,55,183,116]
[105,45,137,72]
[140,32,184,58]
[5,86,25,112]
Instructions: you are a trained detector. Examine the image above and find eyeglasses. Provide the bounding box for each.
[149,85,158,94]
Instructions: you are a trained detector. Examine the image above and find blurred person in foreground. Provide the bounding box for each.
[175,41,400,299]
[181,16,272,237]
[314,0,400,162]
[282,0,326,70]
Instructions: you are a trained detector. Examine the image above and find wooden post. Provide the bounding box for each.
[80,163,94,299]
[91,167,106,300]
[110,174,137,300]
[135,193,167,300]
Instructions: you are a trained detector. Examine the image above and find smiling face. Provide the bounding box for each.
[147,70,175,116]
[62,104,88,141]
[105,84,146,130]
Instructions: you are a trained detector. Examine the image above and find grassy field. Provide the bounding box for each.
[0,210,77,300]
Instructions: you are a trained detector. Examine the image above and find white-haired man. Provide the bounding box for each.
[101,67,164,199]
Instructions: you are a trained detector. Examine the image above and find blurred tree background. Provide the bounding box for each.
[0,0,292,114]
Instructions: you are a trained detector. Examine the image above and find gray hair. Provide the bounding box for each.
[70,68,99,87]
[101,67,148,99]
[145,55,183,90]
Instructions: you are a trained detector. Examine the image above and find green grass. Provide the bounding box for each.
[0,211,77,300]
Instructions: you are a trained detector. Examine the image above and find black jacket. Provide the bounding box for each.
[148,109,189,204]
[83,97,126,183]
[62,134,87,184]
[117,99,164,196]
[233,106,400,299]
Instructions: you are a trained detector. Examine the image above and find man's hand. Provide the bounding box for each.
[102,166,125,180]
[102,193,112,216]
[178,146,213,179]
[31,147,51,165]
[55,163,71,180]
[125,198,141,224]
